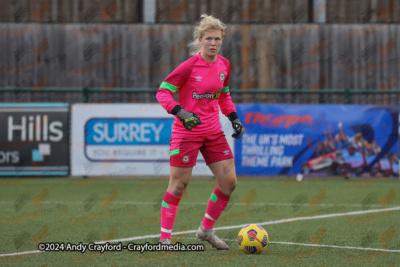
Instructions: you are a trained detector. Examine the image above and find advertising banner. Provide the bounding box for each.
[235,104,399,177]
[71,104,234,176]
[0,103,69,176]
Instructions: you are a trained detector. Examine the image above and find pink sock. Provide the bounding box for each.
[202,187,230,230]
[160,191,181,240]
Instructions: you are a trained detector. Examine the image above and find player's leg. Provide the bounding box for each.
[209,158,237,196]
[160,166,193,244]
[196,133,235,249]
[166,166,193,197]
[160,135,200,244]
[202,159,237,230]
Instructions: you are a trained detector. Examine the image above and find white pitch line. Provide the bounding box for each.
[0,250,44,258]
[204,239,400,254]
[0,201,393,208]
[269,241,400,253]
[1,206,399,258]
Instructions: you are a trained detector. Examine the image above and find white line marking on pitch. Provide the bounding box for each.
[1,206,399,258]
[205,239,400,253]
[269,241,400,253]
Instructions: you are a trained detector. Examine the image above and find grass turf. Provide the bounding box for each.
[0,176,399,266]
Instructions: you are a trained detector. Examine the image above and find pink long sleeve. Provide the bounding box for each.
[218,91,236,116]
[218,60,236,116]
[156,56,196,114]
[156,88,178,114]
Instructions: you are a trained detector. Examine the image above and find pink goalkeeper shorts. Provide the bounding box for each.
[169,132,233,167]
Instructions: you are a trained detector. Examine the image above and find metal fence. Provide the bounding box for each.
[1,87,400,105]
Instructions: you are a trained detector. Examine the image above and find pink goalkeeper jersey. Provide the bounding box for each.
[156,53,236,136]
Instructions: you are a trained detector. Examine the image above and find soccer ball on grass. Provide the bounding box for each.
[237,224,269,254]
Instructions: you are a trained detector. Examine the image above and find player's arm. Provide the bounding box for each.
[156,61,188,114]
[218,61,244,139]
[156,58,201,130]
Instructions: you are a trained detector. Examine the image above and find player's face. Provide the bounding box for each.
[200,30,223,59]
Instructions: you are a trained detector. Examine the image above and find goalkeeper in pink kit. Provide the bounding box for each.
[156,14,244,250]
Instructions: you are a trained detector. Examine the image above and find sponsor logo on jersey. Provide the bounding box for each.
[192,88,221,100]
[195,76,203,81]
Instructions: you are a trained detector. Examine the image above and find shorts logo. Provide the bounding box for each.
[219,72,226,82]
[195,76,203,82]
[182,155,190,163]
[192,88,221,100]
[223,150,230,156]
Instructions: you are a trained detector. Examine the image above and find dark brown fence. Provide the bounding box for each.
[155,0,309,23]
[1,23,400,104]
[0,0,140,23]
[327,0,400,23]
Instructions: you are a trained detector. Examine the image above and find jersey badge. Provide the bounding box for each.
[182,155,190,163]
[219,72,226,82]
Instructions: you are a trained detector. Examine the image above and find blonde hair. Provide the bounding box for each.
[188,14,227,56]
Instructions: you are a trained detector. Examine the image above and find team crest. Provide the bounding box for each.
[219,72,226,82]
[182,155,190,163]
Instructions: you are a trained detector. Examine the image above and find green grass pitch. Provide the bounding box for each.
[0,176,399,266]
